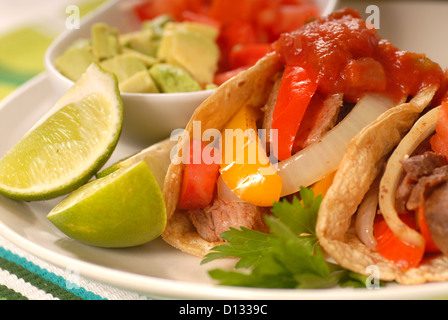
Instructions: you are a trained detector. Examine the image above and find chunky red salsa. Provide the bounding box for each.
[272,8,448,104]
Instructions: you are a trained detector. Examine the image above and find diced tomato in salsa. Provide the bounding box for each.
[272,8,445,104]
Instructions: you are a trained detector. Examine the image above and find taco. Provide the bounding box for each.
[316,89,448,284]
[162,8,448,258]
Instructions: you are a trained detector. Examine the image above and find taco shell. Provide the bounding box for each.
[162,53,283,257]
[316,85,448,284]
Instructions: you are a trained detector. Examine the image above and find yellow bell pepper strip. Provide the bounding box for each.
[220,105,282,207]
[271,65,318,161]
[311,170,336,199]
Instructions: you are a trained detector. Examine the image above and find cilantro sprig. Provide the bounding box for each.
[202,187,369,289]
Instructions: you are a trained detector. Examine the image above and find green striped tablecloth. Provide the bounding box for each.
[0,236,148,300]
[0,0,151,301]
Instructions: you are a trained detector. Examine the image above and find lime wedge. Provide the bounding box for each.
[97,137,177,188]
[0,63,123,201]
[47,161,166,248]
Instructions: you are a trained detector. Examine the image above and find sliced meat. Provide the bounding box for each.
[401,151,447,180]
[261,72,282,154]
[189,198,270,242]
[406,165,448,211]
[395,152,448,213]
[293,92,343,152]
[395,173,415,213]
[424,181,448,255]
[393,151,448,255]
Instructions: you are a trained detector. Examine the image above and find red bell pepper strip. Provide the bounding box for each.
[417,205,441,253]
[271,65,318,161]
[178,139,221,210]
[373,213,425,270]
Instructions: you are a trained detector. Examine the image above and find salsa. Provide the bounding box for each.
[272,8,447,104]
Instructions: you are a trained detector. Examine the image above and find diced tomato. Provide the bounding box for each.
[220,19,257,51]
[374,214,425,270]
[229,44,271,70]
[271,4,320,39]
[213,66,249,86]
[271,65,317,161]
[216,19,258,72]
[134,0,204,21]
[342,57,387,102]
[181,11,221,30]
[178,139,221,210]
[430,101,448,159]
[208,0,258,25]
[417,205,441,253]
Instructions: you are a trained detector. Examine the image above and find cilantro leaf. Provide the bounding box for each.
[201,227,277,269]
[270,187,322,250]
[202,187,367,289]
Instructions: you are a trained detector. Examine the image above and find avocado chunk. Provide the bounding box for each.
[91,23,120,60]
[149,63,201,93]
[142,14,174,38]
[176,22,219,41]
[158,22,219,87]
[100,53,147,83]
[55,39,94,81]
[119,70,160,93]
[119,14,174,57]
[121,47,158,67]
[119,29,160,57]
[56,17,218,93]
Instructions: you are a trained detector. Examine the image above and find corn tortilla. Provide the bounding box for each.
[316,85,448,284]
[162,53,283,257]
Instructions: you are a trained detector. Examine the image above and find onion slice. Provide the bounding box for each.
[355,176,380,250]
[216,175,244,203]
[278,93,395,196]
[378,106,440,249]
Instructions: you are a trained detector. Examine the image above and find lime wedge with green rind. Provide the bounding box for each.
[47,160,166,248]
[0,63,123,201]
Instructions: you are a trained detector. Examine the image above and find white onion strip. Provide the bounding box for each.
[216,175,244,202]
[278,93,395,196]
[355,176,380,250]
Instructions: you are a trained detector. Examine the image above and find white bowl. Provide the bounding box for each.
[44,0,338,144]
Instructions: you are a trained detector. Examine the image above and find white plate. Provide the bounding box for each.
[2,74,448,300]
